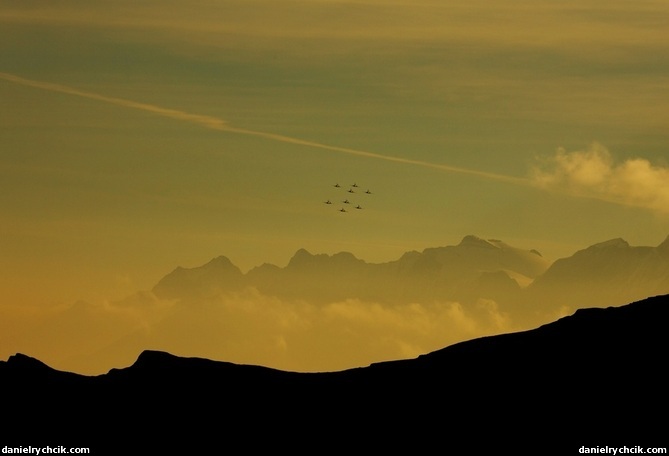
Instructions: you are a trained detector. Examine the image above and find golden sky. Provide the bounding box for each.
[1,0,668,373]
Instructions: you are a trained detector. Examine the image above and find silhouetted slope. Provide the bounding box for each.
[353,294,667,438]
[0,352,90,384]
[3,294,667,453]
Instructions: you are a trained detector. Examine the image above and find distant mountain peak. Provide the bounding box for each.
[152,255,244,300]
[132,350,180,368]
[293,248,312,257]
[331,251,360,262]
[202,255,239,271]
[587,238,630,250]
[287,248,316,267]
[458,235,498,249]
[5,353,51,369]
[287,248,362,269]
[658,235,669,253]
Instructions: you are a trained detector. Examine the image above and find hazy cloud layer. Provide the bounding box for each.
[0,288,514,375]
[531,143,669,214]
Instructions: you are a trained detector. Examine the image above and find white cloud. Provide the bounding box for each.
[531,142,669,214]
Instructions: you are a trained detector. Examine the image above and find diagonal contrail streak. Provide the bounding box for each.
[0,72,229,130]
[0,72,529,186]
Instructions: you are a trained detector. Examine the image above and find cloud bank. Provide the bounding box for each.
[0,288,513,375]
[531,142,669,214]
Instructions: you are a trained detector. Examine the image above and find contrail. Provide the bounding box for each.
[0,72,229,130]
[0,72,528,186]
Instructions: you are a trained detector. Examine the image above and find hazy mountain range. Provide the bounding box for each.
[3,234,668,376]
[154,233,669,316]
[3,293,667,453]
[154,235,551,304]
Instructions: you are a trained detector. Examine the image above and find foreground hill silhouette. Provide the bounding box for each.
[2,294,667,453]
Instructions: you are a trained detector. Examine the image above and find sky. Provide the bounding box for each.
[1,0,669,373]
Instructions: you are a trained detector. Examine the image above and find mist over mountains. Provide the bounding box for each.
[154,235,551,305]
[154,233,669,316]
[3,234,669,375]
[526,236,669,310]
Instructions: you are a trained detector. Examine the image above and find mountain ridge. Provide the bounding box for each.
[526,233,669,311]
[149,234,669,316]
[151,234,553,305]
[2,294,667,452]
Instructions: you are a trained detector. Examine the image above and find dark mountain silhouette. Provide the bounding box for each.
[3,294,667,453]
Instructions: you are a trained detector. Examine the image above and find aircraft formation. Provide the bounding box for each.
[325,182,372,213]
